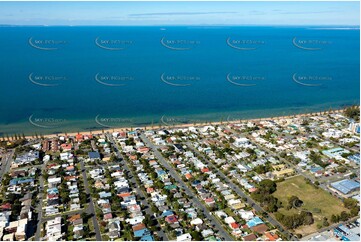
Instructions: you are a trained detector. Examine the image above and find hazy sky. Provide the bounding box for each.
[0,1,359,26]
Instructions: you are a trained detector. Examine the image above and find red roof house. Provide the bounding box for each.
[165,215,178,224]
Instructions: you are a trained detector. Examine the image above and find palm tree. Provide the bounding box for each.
[329,107,333,114]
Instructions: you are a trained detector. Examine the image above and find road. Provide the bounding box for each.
[186,141,297,241]
[34,159,98,238]
[34,160,46,240]
[140,133,234,241]
[80,160,102,241]
[34,160,103,241]
[106,134,169,241]
[0,149,14,181]
[301,217,358,241]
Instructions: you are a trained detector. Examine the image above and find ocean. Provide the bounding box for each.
[0,26,359,135]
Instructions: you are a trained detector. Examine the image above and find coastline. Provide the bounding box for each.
[23,107,350,140]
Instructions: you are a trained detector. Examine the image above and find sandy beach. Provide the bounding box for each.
[24,108,348,140]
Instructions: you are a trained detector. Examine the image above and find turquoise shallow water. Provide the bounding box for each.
[0,26,359,135]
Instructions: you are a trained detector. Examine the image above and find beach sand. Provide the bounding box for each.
[23,108,347,140]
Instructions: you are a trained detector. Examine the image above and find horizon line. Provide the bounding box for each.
[1,24,360,27]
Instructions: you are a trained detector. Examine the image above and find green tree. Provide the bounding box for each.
[322,217,329,227]
[259,179,277,193]
[349,173,357,179]
[343,198,358,209]
[301,211,314,225]
[331,214,338,223]
[344,106,360,121]
[190,231,202,241]
[340,211,349,221]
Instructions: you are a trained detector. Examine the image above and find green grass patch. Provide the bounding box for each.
[88,218,94,233]
[102,234,110,241]
[224,207,237,218]
[273,175,349,235]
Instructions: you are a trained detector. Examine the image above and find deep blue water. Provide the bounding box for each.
[0,26,359,135]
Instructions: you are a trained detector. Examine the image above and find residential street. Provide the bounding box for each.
[225,125,359,199]
[34,160,105,241]
[34,160,46,241]
[0,149,14,181]
[185,141,297,241]
[140,133,234,241]
[80,160,102,241]
[106,134,169,241]
[223,125,318,184]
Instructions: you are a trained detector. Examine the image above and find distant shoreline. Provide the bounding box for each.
[0,25,360,28]
[22,107,352,140]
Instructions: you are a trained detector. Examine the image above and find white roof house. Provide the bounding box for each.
[237,210,254,221]
[48,177,61,185]
[224,216,236,224]
[60,152,73,160]
[177,233,192,241]
[125,216,145,225]
[190,218,203,225]
[233,137,250,148]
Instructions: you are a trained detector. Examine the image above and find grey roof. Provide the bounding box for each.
[331,179,360,194]
[88,151,101,159]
